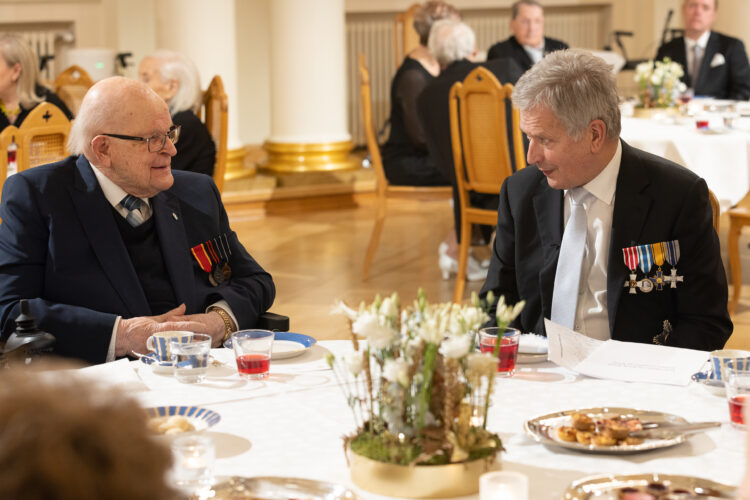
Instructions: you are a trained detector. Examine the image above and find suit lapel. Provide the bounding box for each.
[152,191,196,311]
[511,37,534,70]
[607,142,652,334]
[696,32,720,90]
[533,177,563,320]
[69,156,150,317]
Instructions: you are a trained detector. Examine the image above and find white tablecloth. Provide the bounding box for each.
[117,341,743,500]
[620,116,750,211]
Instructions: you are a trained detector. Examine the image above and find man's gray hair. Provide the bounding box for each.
[428,19,475,67]
[511,0,543,19]
[145,50,202,115]
[511,49,621,140]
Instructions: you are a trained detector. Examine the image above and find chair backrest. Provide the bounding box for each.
[358,54,388,196]
[200,75,228,193]
[449,67,525,197]
[709,188,720,233]
[54,65,95,116]
[1,102,72,175]
[394,3,421,66]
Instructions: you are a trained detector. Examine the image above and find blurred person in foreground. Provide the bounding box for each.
[0,34,72,130]
[0,368,177,500]
[418,19,523,281]
[479,49,731,351]
[0,77,275,364]
[486,0,568,72]
[381,1,460,187]
[656,0,750,100]
[139,50,216,177]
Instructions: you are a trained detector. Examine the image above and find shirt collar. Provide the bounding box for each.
[580,139,622,206]
[89,163,150,209]
[686,30,711,49]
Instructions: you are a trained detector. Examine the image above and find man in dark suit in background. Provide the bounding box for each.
[418,19,523,256]
[487,0,568,71]
[656,0,750,100]
[480,49,732,351]
[0,77,275,364]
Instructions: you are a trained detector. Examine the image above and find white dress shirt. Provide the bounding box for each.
[562,140,622,340]
[523,43,545,65]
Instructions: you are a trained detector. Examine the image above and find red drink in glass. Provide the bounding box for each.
[479,336,520,374]
[696,119,709,129]
[236,353,270,377]
[729,395,747,426]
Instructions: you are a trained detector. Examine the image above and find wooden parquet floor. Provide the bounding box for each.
[228,198,750,348]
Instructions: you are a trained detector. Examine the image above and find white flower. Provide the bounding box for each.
[466,352,497,377]
[330,300,358,320]
[450,305,489,336]
[439,335,472,359]
[379,294,398,318]
[352,312,397,350]
[345,351,364,376]
[418,316,444,345]
[496,297,525,325]
[383,358,410,386]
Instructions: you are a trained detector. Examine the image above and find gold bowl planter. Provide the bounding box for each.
[632,106,678,119]
[349,450,498,498]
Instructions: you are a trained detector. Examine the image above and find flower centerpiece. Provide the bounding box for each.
[634,57,687,112]
[328,290,524,498]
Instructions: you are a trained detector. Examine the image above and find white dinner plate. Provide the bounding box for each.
[224,332,317,360]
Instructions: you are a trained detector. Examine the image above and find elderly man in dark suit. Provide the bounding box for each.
[487,0,568,71]
[656,0,750,100]
[480,49,732,351]
[0,77,275,364]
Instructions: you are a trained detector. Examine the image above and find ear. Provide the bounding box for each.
[90,135,113,167]
[10,63,21,83]
[588,119,607,152]
[163,79,179,101]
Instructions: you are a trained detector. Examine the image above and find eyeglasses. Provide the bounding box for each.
[101,125,181,153]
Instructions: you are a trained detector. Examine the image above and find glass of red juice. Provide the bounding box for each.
[725,358,750,428]
[231,330,275,380]
[478,327,520,377]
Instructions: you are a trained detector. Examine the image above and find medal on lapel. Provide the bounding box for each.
[191,234,234,287]
[663,240,683,288]
[650,242,667,291]
[622,246,640,294]
[636,244,654,293]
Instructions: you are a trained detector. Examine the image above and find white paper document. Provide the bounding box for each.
[544,319,709,386]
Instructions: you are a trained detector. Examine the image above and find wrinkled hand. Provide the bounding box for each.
[115,304,224,356]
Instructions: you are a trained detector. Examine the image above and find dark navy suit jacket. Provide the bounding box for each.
[0,155,275,364]
[656,31,750,100]
[479,141,732,351]
[487,36,569,72]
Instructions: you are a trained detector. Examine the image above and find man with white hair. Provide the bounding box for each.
[418,19,522,263]
[0,77,275,364]
[479,50,731,351]
[487,0,568,72]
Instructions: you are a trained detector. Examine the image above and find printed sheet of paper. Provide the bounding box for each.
[544,319,709,386]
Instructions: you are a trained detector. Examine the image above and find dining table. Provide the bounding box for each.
[87,340,745,500]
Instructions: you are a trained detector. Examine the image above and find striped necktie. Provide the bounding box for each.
[121,194,146,227]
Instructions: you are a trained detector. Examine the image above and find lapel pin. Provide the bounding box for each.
[172,212,179,220]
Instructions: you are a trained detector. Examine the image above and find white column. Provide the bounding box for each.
[264,0,355,172]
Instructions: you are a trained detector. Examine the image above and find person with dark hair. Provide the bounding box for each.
[381,1,460,187]
[486,0,568,72]
[0,34,72,131]
[480,49,731,351]
[655,0,750,100]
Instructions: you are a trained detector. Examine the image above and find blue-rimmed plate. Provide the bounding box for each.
[691,370,725,396]
[145,405,221,434]
[224,332,317,360]
[139,352,174,374]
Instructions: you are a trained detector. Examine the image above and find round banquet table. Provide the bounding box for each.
[117,341,743,500]
[620,115,750,211]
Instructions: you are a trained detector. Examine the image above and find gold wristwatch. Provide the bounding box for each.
[208,306,235,343]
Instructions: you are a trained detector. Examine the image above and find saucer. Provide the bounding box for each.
[139,352,174,374]
[691,370,725,396]
[518,333,548,363]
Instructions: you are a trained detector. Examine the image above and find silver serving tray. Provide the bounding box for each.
[192,476,359,500]
[524,407,688,454]
[563,472,736,499]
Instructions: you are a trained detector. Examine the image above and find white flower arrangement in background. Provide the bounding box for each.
[634,57,687,108]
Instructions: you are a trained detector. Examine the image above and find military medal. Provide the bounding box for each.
[191,234,234,287]
[663,240,683,288]
[636,244,654,293]
[650,242,667,291]
[622,245,640,294]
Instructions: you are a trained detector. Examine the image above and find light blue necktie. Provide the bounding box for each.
[121,194,146,227]
[550,187,590,330]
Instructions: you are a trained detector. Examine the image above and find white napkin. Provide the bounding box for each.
[518,333,548,354]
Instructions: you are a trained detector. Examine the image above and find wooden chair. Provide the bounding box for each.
[449,67,525,303]
[0,102,71,175]
[359,54,452,280]
[53,65,94,116]
[728,192,750,315]
[199,75,228,194]
[393,3,421,66]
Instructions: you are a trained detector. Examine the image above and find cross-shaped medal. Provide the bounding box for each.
[42,110,52,122]
[664,268,684,288]
[651,267,666,291]
[624,273,639,294]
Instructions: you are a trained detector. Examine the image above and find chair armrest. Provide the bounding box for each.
[256,311,289,332]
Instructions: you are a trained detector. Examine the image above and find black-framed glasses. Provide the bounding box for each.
[101,125,181,153]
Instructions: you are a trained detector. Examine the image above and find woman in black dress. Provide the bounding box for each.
[138,51,215,177]
[0,34,72,131]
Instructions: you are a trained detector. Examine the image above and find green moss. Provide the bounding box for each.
[350,432,421,465]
